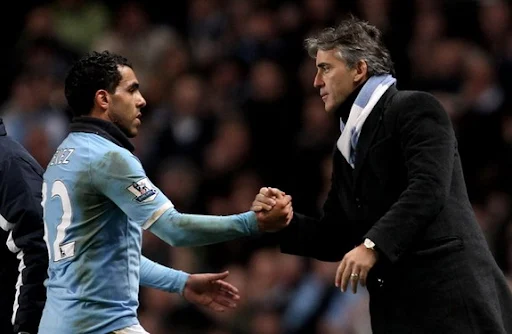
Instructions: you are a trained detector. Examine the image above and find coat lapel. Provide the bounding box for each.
[352,86,395,182]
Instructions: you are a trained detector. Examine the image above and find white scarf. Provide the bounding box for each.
[337,74,396,168]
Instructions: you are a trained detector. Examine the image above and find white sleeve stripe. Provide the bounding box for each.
[2,213,20,254]
[0,213,14,231]
[6,231,20,253]
[11,251,25,325]
[142,202,174,230]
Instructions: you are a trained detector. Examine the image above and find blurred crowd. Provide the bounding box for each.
[2,0,512,333]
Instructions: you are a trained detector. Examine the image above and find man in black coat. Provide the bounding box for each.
[0,118,47,334]
[252,16,512,333]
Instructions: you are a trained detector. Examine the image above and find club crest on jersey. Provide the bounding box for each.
[127,178,158,202]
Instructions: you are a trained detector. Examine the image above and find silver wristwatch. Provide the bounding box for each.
[364,238,376,250]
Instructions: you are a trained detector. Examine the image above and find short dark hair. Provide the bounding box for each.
[64,50,132,117]
[304,15,395,76]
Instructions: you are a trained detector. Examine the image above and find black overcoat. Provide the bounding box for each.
[278,86,512,333]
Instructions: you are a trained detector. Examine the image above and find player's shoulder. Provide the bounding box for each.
[50,132,142,181]
[87,140,141,178]
[68,132,118,151]
[69,133,133,159]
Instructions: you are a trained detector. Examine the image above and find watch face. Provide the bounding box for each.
[364,238,375,249]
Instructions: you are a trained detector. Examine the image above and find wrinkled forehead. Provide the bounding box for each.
[315,49,343,65]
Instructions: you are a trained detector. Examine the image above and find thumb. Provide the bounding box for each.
[205,270,229,281]
[269,187,284,199]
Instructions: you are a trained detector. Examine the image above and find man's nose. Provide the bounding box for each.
[137,94,146,108]
[313,73,323,88]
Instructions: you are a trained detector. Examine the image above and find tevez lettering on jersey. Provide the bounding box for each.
[49,148,75,166]
[127,178,158,203]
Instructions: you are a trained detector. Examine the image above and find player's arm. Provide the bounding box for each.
[140,256,189,293]
[140,256,240,312]
[0,157,47,334]
[91,149,259,247]
[146,208,258,246]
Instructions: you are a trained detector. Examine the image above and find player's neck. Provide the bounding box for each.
[70,117,135,152]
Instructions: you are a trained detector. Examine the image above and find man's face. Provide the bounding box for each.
[313,49,359,113]
[107,65,146,137]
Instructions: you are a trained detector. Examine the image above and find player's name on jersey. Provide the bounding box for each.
[49,148,75,166]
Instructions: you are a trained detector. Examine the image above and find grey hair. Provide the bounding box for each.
[304,15,395,76]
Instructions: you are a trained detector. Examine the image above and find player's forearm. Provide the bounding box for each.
[140,256,189,294]
[147,208,259,247]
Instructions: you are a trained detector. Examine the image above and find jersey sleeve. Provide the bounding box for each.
[148,208,259,247]
[90,146,260,247]
[139,256,189,294]
[90,148,174,227]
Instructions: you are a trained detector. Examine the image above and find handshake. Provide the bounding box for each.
[251,187,294,232]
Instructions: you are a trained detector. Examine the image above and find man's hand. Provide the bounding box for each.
[182,271,240,312]
[251,187,293,232]
[335,243,379,293]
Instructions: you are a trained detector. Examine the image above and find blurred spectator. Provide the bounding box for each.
[478,0,511,55]
[242,59,299,187]
[187,0,229,69]
[0,72,68,165]
[93,0,180,85]
[287,94,337,215]
[51,0,111,53]
[457,47,505,201]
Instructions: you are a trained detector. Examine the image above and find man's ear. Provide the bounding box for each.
[353,60,368,84]
[95,90,109,111]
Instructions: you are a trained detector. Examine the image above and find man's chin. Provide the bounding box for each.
[324,101,340,113]
[118,125,138,138]
[126,129,138,138]
[325,106,335,113]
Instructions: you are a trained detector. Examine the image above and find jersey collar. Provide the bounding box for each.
[69,117,135,152]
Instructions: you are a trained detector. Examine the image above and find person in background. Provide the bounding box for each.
[0,117,47,334]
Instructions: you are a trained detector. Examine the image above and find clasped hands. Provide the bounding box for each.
[251,187,294,232]
[251,186,378,294]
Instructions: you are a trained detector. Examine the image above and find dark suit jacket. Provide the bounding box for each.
[278,86,512,333]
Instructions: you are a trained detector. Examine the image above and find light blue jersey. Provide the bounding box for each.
[39,124,258,334]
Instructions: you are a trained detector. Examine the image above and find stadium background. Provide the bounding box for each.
[1,0,511,333]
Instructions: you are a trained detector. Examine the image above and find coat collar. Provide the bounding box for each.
[69,116,135,152]
[352,84,398,182]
